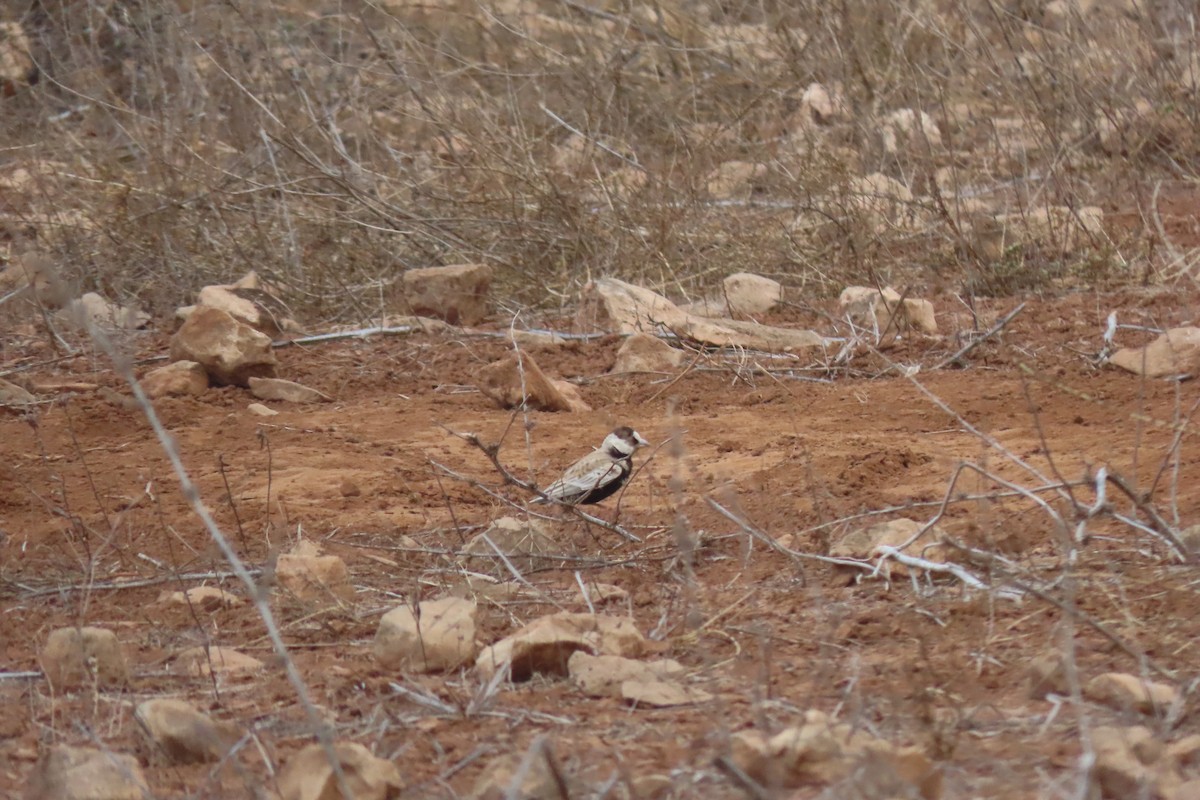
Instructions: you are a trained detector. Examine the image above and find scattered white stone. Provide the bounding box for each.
[59,292,150,332]
[277,742,404,800]
[844,173,923,231]
[169,306,278,387]
[974,205,1105,259]
[730,710,942,794]
[248,376,331,403]
[723,272,782,316]
[476,351,591,413]
[1178,524,1200,556]
[801,82,842,125]
[883,108,943,153]
[476,612,646,681]
[1085,673,1179,715]
[1109,328,1200,379]
[374,596,479,673]
[0,22,37,90]
[580,582,629,604]
[0,377,37,410]
[1027,651,1069,699]
[403,263,493,325]
[1091,726,1176,800]
[134,698,236,765]
[568,651,687,698]
[157,586,242,611]
[838,286,938,335]
[462,516,561,576]
[468,751,562,800]
[0,251,69,309]
[24,745,148,800]
[194,275,296,337]
[276,540,355,603]
[578,277,825,353]
[141,360,208,399]
[247,402,278,417]
[705,160,769,200]
[621,677,710,707]
[611,333,685,373]
[175,646,264,678]
[831,518,952,579]
[40,626,130,691]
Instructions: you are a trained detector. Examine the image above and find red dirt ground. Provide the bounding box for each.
[3,288,1200,798]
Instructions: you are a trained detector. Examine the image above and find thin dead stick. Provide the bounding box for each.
[705,498,874,573]
[936,301,1026,369]
[644,346,707,405]
[871,547,992,592]
[17,569,261,598]
[1103,471,1192,562]
[84,326,355,798]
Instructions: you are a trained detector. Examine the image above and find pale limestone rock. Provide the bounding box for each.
[59,292,150,332]
[568,652,706,706]
[831,518,952,579]
[1109,328,1200,379]
[134,698,236,765]
[141,361,208,399]
[579,582,629,604]
[1085,673,1179,715]
[723,272,782,316]
[462,516,561,576]
[621,678,710,707]
[175,646,263,678]
[0,251,70,309]
[403,263,492,325]
[568,652,685,698]
[802,82,842,125]
[844,173,923,231]
[476,612,646,681]
[0,377,37,409]
[730,710,942,796]
[973,205,1105,259]
[578,278,825,353]
[156,586,242,611]
[611,333,685,373]
[24,745,148,800]
[1091,726,1177,800]
[468,751,562,800]
[883,108,943,153]
[169,306,278,387]
[194,279,296,337]
[248,377,331,403]
[40,627,129,691]
[277,742,403,800]
[476,352,591,413]
[1027,651,1069,699]
[373,597,478,673]
[705,160,768,200]
[838,286,938,335]
[0,22,36,90]
[247,402,278,417]
[276,540,355,603]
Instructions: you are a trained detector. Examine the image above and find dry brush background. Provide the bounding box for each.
[4,0,1200,798]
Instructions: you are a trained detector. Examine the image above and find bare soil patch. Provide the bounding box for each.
[4,288,1200,797]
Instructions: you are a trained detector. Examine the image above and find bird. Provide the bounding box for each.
[532,426,651,505]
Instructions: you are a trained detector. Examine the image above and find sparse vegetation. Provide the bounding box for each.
[5,1,1200,798]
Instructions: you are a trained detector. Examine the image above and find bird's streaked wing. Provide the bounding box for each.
[542,459,623,503]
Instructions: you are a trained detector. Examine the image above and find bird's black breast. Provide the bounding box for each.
[577,458,631,504]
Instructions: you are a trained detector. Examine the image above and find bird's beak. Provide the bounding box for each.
[634,432,651,447]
